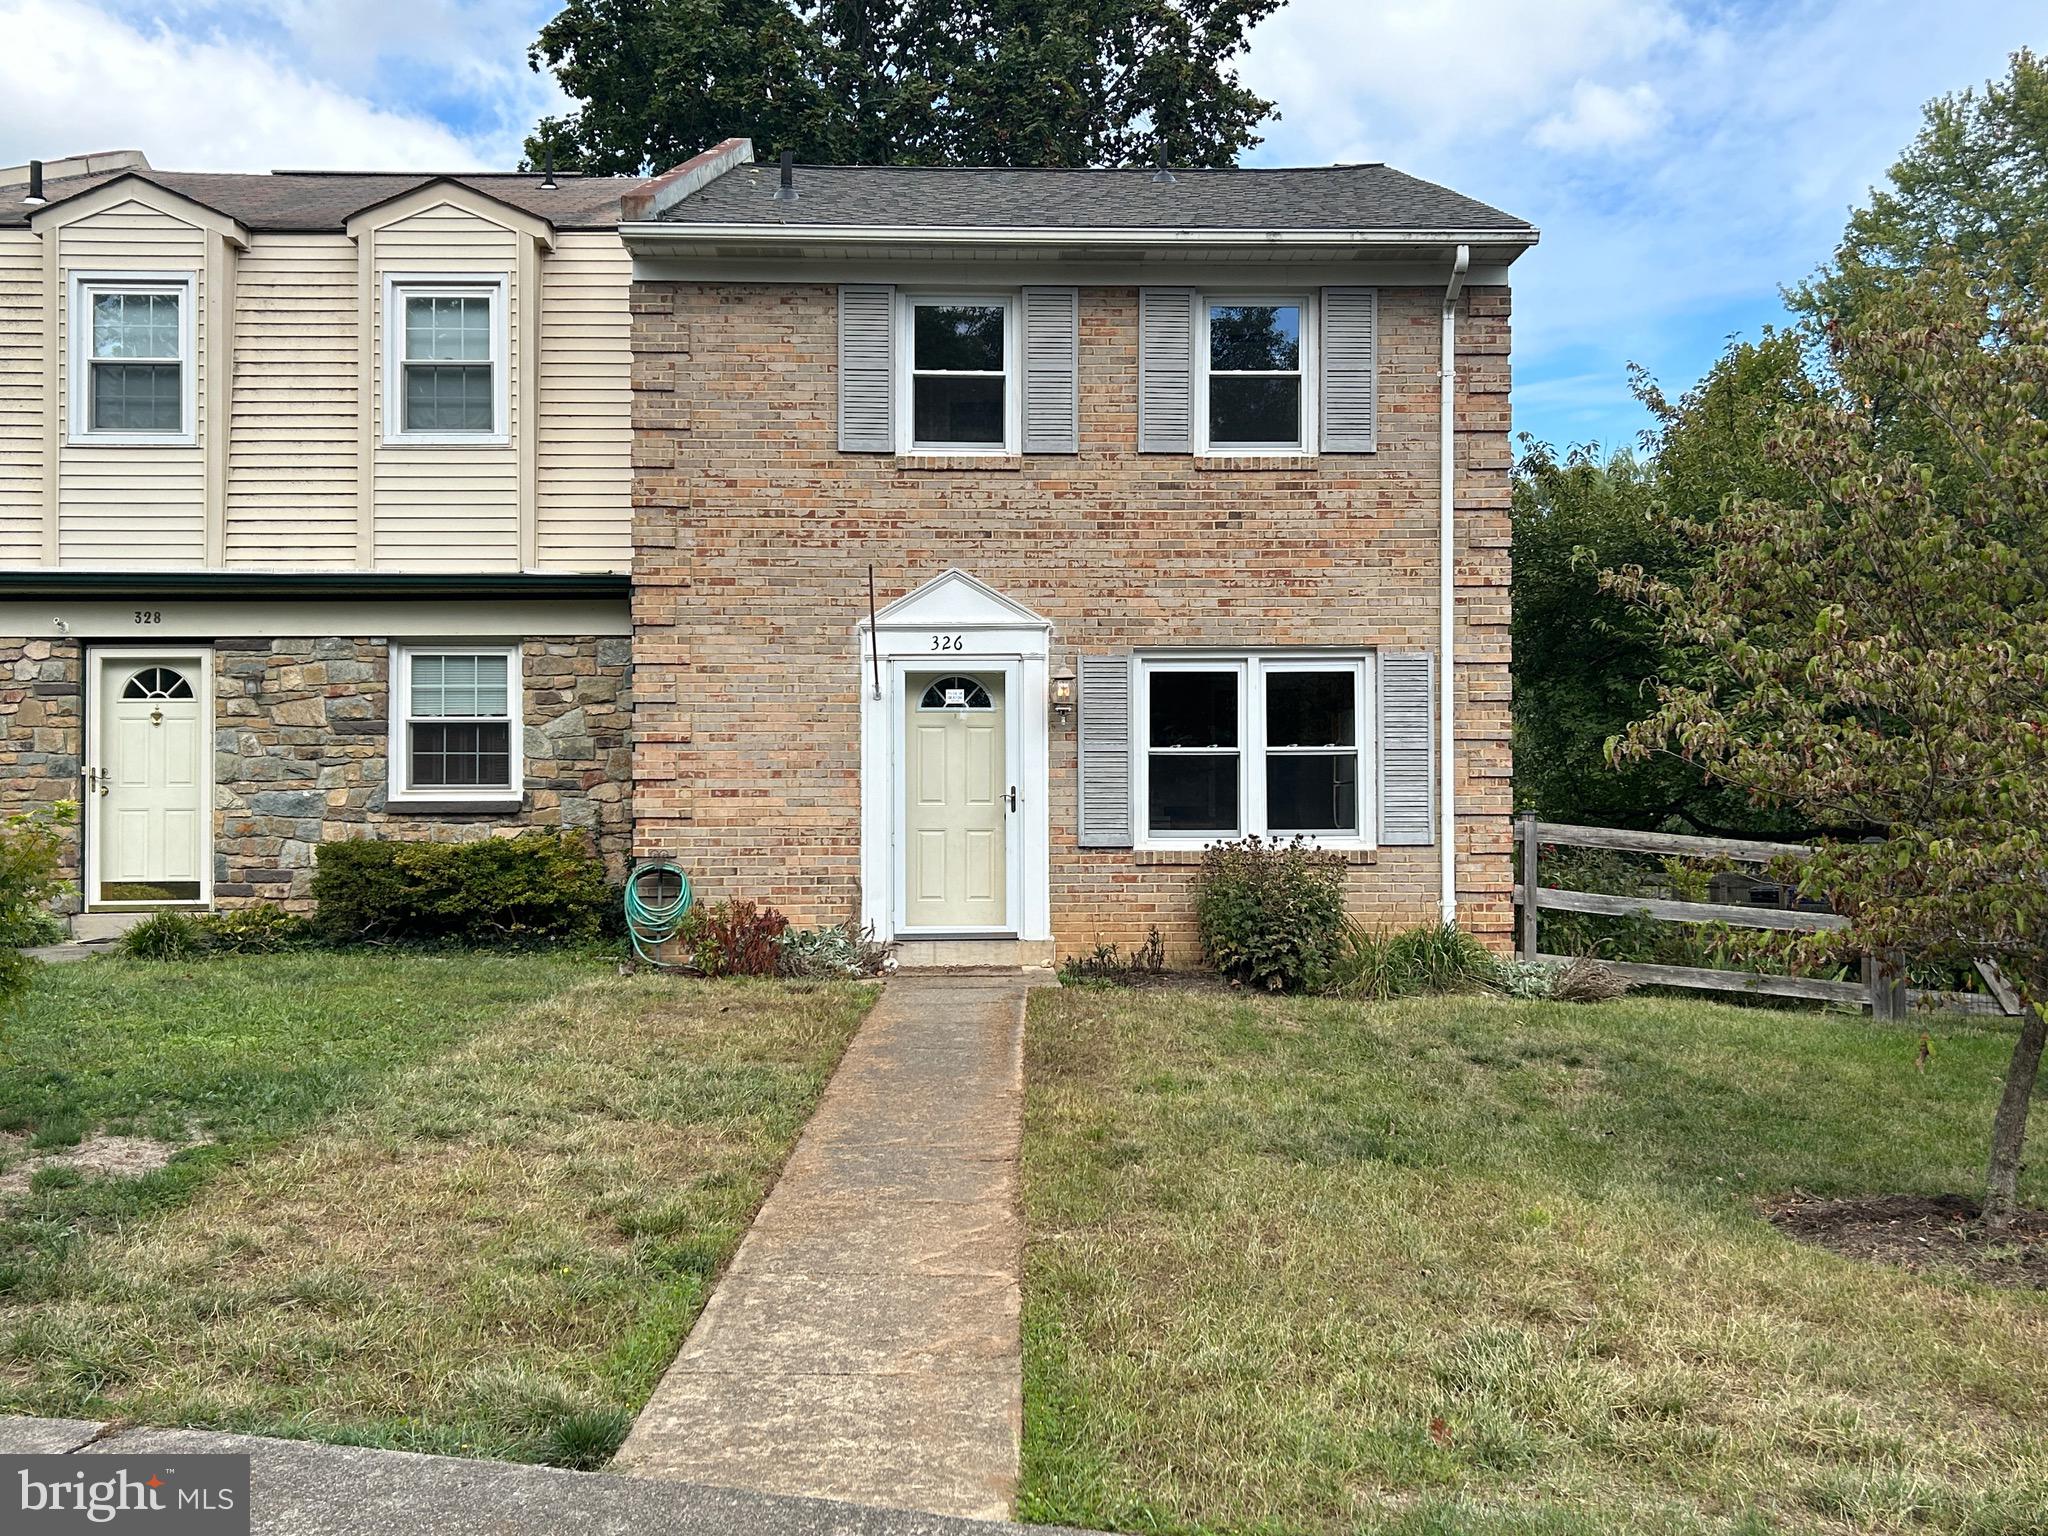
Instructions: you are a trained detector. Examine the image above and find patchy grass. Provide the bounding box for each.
[0,953,872,1465]
[1022,987,2048,1536]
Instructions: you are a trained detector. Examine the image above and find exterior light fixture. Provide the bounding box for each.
[1051,664,1076,723]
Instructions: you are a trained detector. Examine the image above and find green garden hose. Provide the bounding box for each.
[624,860,694,967]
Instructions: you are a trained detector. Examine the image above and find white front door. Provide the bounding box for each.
[92,654,207,903]
[903,671,1008,930]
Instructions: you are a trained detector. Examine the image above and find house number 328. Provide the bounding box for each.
[930,634,964,652]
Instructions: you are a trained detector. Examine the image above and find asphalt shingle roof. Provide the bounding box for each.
[2,170,642,231]
[655,161,1532,233]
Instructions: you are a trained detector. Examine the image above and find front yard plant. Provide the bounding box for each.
[1022,985,2048,1535]
[0,802,74,1006]
[309,831,610,945]
[1195,836,1349,992]
[0,950,871,1466]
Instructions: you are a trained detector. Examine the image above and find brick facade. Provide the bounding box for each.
[0,633,631,912]
[629,281,1514,960]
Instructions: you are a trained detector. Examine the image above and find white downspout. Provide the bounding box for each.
[1439,243,1469,926]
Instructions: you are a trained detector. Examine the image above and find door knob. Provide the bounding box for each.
[1007,786,1018,812]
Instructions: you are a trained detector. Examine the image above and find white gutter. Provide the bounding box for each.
[1439,242,1469,926]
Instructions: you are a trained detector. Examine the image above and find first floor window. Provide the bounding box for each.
[906,295,1011,450]
[1139,655,1367,844]
[393,646,520,799]
[76,278,191,438]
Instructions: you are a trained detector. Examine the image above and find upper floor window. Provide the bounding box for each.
[384,276,508,445]
[900,295,1016,453]
[1201,296,1314,454]
[71,274,194,444]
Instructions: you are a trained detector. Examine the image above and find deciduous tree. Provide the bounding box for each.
[1612,264,2048,1228]
[524,0,1281,175]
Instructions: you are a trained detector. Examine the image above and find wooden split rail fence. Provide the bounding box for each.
[1514,815,2019,1020]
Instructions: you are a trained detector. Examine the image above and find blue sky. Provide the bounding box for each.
[1,0,2039,452]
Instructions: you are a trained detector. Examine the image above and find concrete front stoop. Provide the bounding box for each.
[891,938,1056,974]
[613,972,1040,1521]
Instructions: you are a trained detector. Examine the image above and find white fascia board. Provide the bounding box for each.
[621,222,1538,250]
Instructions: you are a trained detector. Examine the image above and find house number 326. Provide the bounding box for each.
[929,634,964,652]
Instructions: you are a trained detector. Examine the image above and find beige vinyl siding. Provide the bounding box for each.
[0,231,43,564]
[536,233,631,573]
[57,199,206,567]
[371,203,520,570]
[226,235,358,567]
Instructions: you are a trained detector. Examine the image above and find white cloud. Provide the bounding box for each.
[0,0,494,170]
[1236,0,2044,446]
[1532,81,1664,152]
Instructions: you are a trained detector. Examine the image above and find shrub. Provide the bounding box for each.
[196,903,313,953]
[0,802,74,1006]
[310,832,609,945]
[775,921,889,979]
[679,899,789,977]
[1196,836,1349,993]
[122,910,206,961]
[1329,923,1404,1000]
[1493,959,1558,1000]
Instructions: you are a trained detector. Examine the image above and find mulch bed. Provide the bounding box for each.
[1767,1192,2048,1289]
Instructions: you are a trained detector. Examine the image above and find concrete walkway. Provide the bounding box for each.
[0,1416,1089,1536]
[614,973,1036,1522]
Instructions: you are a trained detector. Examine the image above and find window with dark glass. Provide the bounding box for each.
[400,291,496,434]
[1146,669,1240,835]
[406,652,512,791]
[911,301,1007,448]
[1264,669,1360,835]
[88,289,184,434]
[1207,301,1303,449]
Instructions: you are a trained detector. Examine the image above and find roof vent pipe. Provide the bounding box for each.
[539,146,557,190]
[22,159,45,208]
[776,149,798,201]
[1151,154,1176,185]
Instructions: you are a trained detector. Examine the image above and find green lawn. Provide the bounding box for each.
[0,952,872,1466]
[1022,986,2048,1536]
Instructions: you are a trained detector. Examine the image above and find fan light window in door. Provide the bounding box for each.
[919,676,993,711]
[123,667,193,700]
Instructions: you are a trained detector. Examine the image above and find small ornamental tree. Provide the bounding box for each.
[1610,261,2048,1229]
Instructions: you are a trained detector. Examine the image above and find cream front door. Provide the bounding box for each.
[903,671,1008,930]
[95,657,206,902]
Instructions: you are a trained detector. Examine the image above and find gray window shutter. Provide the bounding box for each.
[1138,287,1195,454]
[1022,286,1079,454]
[1378,652,1435,845]
[1078,655,1133,847]
[838,284,895,452]
[1320,287,1378,453]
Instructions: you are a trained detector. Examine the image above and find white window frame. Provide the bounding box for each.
[1195,291,1318,456]
[895,291,1020,455]
[386,642,524,809]
[1135,651,1373,851]
[382,273,511,446]
[68,271,197,446]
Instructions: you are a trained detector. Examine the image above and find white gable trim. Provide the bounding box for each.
[862,566,1053,633]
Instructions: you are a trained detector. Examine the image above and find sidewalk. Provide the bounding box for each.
[612,972,1036,1521]
[0,1415,1076,1536]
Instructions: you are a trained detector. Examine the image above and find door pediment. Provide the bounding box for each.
[866,568,1052,633]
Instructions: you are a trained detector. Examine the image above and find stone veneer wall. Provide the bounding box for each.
[629,281,1514,961]
[0,633,630,912]
[0,638,85,911]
